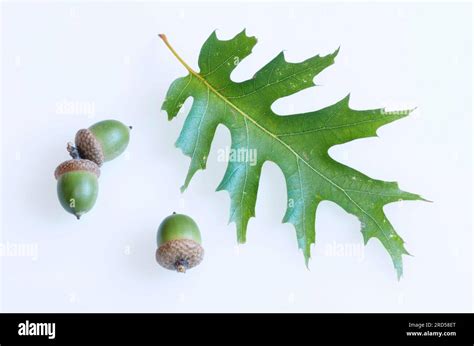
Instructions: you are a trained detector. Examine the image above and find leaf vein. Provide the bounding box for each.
[277,118,382,138]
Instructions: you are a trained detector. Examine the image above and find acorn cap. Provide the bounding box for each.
[156,239,204,273]
[54,159,101,180]
[75,129,105,166]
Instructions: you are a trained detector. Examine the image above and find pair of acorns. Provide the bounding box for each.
[54,120,204,273]
[54,119,131,219]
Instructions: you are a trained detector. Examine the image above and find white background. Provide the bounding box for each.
[1,1,472,312]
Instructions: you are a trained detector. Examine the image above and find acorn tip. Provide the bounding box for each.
[177,264,186,273]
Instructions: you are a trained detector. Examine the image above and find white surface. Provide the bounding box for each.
[0,1,472,312]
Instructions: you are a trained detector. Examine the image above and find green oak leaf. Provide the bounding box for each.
[160,30,425,279]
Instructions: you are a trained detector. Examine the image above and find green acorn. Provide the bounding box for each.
[55,158,100,220]
[75,119,131,166]
[156,213,204,273]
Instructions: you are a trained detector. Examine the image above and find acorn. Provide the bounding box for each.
[156,213,204,273]
[55,157,100,220]
[75,119,131,166]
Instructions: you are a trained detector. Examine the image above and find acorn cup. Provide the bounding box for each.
[55,157,100,220]
[75,119,131,166]
[156,213,204,273]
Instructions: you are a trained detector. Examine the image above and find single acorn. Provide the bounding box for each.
[156,213,204,273]
[55,157,100,220]
[75,119,131,166]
